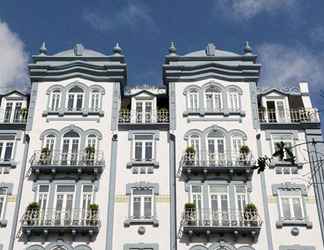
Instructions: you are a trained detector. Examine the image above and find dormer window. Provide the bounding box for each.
[135,101,153,123]
[266,100,286,123]
[205,86,222,112]
[67,86,84,112]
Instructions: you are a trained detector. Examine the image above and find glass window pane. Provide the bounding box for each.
[292,198,303,219]
[282,197,291,218]
[145,142,152,161]
[135,142,142,161]
[4,143,13,161]
[133,197,141,218]
[144,197,152,218]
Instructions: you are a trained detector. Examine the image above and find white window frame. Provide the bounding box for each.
[228,90,240,112]
[0,140,14,162]
[90,90,101,112]
[3,101,25,123]
[0,187,8,220]
[133,135,154,162]
[49,90,61,112]
[204,87,223,111]
[130,188,154,219]
[272,138,295,162]
[66,87,85,112]
[53,184,76,223]
[187,134,201,161]
[187,89,199,111]
[207,185,230,222]
[134,100,154,123]
[80,184,94,220]
[278,190,305,220]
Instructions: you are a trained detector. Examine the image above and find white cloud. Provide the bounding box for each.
[83,1,158,34]
[257,43,324,90]
[215,0,298,19]
[0,20,28,92]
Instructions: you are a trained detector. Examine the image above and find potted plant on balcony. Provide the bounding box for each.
[40,147,51,165]
[88,204,99,225]
[239,145,250,165]
[184,203,196,225]
[85,145,95,165]
[26,202,40,225]
[244,203,258,226]
[184,146,196,166]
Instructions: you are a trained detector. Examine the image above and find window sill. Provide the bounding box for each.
[127,160,159,169]
[43,110,104,117]
[0,219,7,227]
[0,160,16,168]
[124,217,159,227]
[270,160,303,168]
[276,218,312,229]
[183,110,245,117]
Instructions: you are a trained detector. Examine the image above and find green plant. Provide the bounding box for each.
[89,204,99,211]
[27,202,40,211]
[85,146,96,162]
[184,203,196,212]
[244,203,258,225]
[185,146,195,155]
[244,203,257,212]
[20,107,28,119]
[240,145,250,156]
[252,156,271,174]
[88,204,99,225]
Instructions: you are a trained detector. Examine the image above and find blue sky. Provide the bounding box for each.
[0,0,324,115]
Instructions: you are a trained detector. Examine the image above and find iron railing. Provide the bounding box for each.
[30,150,104,166]
[21,208,100,227]
[258,108,319,123]
[181,208,262,228]
[119,110,169,124]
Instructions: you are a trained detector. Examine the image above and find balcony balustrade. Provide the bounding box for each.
[119,110,169,124]
[21,208,100,241]
[29,150,105,180]
[178,152,255,181]
[180,208,262,241]
[258,108,319,124]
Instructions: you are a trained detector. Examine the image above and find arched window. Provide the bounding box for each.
[228,88,241,112]
[50,90,61,112]
[187,88,199,111]
[86,134,97,151]
[62,131,80,165]
[187,134,201,160]
[206,131,225,164]
[205,86,222,112]
[67,86,84,111]
[90,89,101,112]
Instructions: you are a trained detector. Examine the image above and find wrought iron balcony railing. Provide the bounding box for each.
[179,208,262,240]
[29,150,105,179]
[258,108,319,123]
[119,110,169,124]
[178,152,255,180]
[20,208,100,240]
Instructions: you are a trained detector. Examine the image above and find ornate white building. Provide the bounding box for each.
[0,41,323,250]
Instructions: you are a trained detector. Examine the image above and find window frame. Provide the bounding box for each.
[133,134,154,162]
[66,86,85,112]
[204,87,223,112]
[278,189,305,220]
[0,140,14,162]
[0,187,8,220]
[130,188,154,219]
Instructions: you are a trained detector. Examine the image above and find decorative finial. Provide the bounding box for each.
[113,42,123,55]
[244,41,253,55]
[206,43,216,56]
[168,41,177,55]
[39,41,48,55]
[74,43,84,56]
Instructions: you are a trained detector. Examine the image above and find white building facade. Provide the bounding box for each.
[0,42,322,250]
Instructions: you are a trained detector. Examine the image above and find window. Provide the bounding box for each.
[54,185,75,225]
[61,131,80,165]
[133,134,153,162]
[90,90,101,112]
[86,134,97,150]
[0,141,14,162]
[188,134,201,161]
[266,100,286,123]
[135,101,153,123]
[278,190,304,220]
[187,89,199,111]
[67,86,84,111]
[0,187,7,219]
[13,102,22,122]
[50,90,61,112]
[37,185,49,222]
[207,131,225,164]
[4,102,12,122]
[272,136,294,162]
[208,185,229,223]
[232,136,243,162]
[205,86,222,112]
[81,185,94,221]
[228,89,240,112]
[235,185,247,217]
[131,188,154,219]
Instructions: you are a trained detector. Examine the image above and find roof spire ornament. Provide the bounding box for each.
[39,41,48,55]
[168,41,177,55]
[244,41,253,55]
[113,42,123,55]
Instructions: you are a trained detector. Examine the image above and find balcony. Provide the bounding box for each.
[179,209,262,241]
[178,152,255,181]
[118,110,169,129]
[43,107,104,117]
[0,110,27,129]
[258,108,320,124]
[20,208,100,241]
[29,150,105,180]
